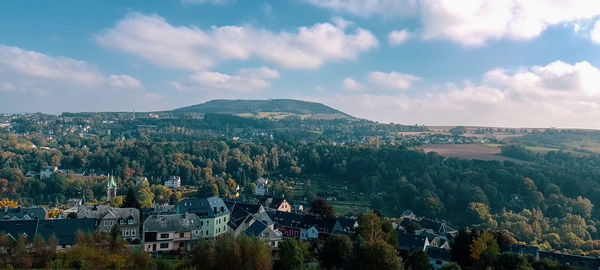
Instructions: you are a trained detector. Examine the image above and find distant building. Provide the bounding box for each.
[425,246,452,270]
[176,197,230,238]
[262,197,292,212]
[106,174,117,201]
[165,176,181,189]
[77,205,141,242]
[255,177,268,196]
[0,218,96,250]
[40,166,58,179]
[1,206,47,220]
[143,214,202,253]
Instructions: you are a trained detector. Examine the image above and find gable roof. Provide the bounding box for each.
[397,232,428,252]
[77,205,140,223]
[0,218,96,245]
[144,214,202,232]
[245,220,268,237]
[2,207,47,220]
[177,197,229,218]
[539,251,600,268]
[425,246,452,261]
[269,210,336,233]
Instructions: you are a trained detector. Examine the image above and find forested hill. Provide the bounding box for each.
[170,99,353,119]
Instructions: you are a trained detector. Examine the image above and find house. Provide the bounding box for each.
[176,197,230,238]
[40,166,58,179]
[539,251,600,269]
[255,177,268,196]
[141,204,176,223]
[1,206,47,220]
[425,246,452,270]
[142,214,202,252]
[0,218,96,250]
[228,207,282,250]
[262,197,292,212]
[268,211,331,240]
[507,244,540,260]
[76,205,141,242]
[414,229,451,249]
[332,216,358,235]
[165,176,181,189]
[401,209,417,220]
[397,232,429,256]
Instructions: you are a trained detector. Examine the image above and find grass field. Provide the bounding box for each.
[421,144,526,162]
[330,201,371,216]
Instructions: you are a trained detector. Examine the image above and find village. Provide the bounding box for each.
[2,167,598,269]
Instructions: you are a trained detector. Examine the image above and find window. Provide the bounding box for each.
[270,241,276,247]
[179,232,184,238]
[160,243,168,249]
[207,221,209,225]
[120,220,124,225]
[109,221,113,226]
[128,219,134,225]
[224,216,227,222]
[218,228,220,233]
[125,230,130,236]
[179,242,184,247]
[131,229,136,236]
[200,221,204,226]
[160,233,169,239]
[206,230,209,235]
[195,230,200,235]
[104,221,108,226]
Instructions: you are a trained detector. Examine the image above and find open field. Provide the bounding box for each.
[329,201,371,216]
[421,144,526,162]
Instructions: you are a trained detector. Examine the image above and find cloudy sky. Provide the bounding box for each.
[2,0,600,128]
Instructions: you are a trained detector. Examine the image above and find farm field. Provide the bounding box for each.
[421,144,525,162]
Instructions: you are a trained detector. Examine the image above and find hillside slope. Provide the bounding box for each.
[171,99,353,119]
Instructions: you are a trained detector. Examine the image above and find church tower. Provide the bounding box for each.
[106,174,117,201]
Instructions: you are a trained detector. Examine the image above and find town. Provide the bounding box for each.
[1,167,597,269]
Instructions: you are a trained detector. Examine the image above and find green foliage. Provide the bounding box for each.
[187,233,272,270]
[310,198,335,218]
[278,238,305,270]
[351,240,403,270]
[404,251,430,270]
[319,234,353,270]
[440,262,461,270]
[122,187,141,209]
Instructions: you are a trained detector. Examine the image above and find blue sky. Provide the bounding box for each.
[2,0,600,128]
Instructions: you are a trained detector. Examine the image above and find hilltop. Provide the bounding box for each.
[170,99,353,120]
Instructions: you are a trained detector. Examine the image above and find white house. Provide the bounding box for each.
[40,166,58,179]
[255,177,268,196]
[165,176,181,189]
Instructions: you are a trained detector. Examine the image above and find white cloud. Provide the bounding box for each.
[96,13,378,70]
[0,45,167,113]
[173,67,280,92]
[305,0,417,18]
[315,61,600,128]
[388,29,411,45]
[307,0,600,46]
[342,77,365,91]
[419,0,600,46]
[591,20,600,44]
[368,71,420,90]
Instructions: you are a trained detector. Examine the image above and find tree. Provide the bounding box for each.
[405,250,430,270]
[440,262,461,270]
[320,234,353,270]
[310,198,335,218]
[470,231,499,262]
[278,238,304,270]
[451,230,475,268]
[122,187,141,209]
[352,240,403,270]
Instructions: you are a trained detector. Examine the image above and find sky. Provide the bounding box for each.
[1,0,600,128]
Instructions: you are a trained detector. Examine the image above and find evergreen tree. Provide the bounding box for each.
[122,187,141,209]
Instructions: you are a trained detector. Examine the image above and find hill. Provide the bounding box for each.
[170,99,353,120]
